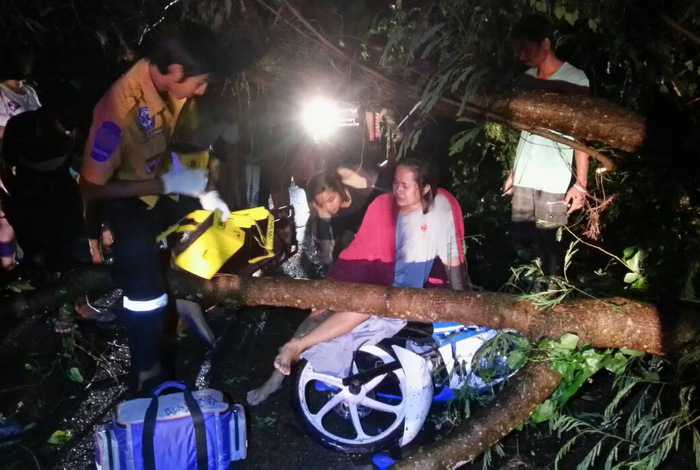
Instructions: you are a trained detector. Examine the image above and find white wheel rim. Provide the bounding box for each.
[297,344,407,446]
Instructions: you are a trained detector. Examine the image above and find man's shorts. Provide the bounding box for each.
[511,186,568,230]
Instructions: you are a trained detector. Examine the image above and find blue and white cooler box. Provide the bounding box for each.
[95,382,246,470]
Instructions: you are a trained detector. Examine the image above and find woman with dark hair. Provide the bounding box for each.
[304,164,392,275]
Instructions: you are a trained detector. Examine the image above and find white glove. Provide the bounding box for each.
[161,152,208,197]
[199,190,231,222]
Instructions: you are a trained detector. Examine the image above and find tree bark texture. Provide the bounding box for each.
[375,79,646,154]
[476,91,646,153]
[395,361,562,470]
[167,272,694,355]
[2,269,697,356]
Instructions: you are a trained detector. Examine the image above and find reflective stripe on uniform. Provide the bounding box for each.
[123,293,168,312]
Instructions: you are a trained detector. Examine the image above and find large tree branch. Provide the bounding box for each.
[395,361,562,470]
[4,268,697,356]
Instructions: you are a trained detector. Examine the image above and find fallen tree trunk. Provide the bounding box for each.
[395,361,562,470]
[4,267,696,356]
[167,272,697,356]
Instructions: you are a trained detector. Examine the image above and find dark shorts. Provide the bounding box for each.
[511,186,568,230]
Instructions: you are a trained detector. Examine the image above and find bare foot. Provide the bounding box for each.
[273,340,302,376]
[246,370,285,406]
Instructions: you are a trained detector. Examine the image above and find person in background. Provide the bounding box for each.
[79,23,230,393]
[0,44,41,270]
[503,14,590,278]
[1,83,84,271]
[0,45,41,143]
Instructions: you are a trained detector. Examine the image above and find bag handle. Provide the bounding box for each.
[142,383,209,470]
[151,380,187,396]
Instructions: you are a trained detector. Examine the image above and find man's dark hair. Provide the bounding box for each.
[143,22,224,78]
[0,44,36,81]
[511,14,554,44]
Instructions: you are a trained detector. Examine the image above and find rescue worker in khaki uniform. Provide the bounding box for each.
[80,23,230,392]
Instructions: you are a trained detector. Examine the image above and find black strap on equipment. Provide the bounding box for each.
[142,388,209,470]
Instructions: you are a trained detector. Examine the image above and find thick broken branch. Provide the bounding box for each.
[269,0,645,155]
[167,273,696,355]
[3,269,697,356]
[395,361,562,470]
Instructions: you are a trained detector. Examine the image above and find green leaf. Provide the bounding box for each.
[559,333,580,351]
[624,250,644,273]
[449,127,481,155]
[47,429,72,446]
[582,349,605,372]
[603,352,629,374]
[507,350,527,369]
[641,370,660,382]
[624,272,640,284]
[67,367,84,384]
[620,348,644,357]
[531,399,555,423]
[623,246,636,259]
[563,9,579,26]
[554,4,566,20]
[587,19,598,33]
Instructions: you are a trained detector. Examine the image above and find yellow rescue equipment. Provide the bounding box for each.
[159,206,276,279]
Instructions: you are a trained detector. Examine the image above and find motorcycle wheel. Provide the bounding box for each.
[292,344,408,455]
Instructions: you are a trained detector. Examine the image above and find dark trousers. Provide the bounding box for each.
[105,196,198,388]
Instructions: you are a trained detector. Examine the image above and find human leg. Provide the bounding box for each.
[511,186,538,263]
[107,198,171,392]
[534,191,568,276]
[273,311,370,375]
[247,308,333,405]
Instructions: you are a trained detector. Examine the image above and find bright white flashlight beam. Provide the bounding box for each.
[301,97,339,140]
[301,96,359,141]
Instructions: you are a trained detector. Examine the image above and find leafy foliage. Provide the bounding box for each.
[548,350,700,469]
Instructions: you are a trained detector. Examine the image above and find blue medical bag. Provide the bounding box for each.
[95,382,246,470]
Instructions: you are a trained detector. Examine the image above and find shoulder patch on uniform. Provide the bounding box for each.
[92,121,122,162]
[136,107,155,135]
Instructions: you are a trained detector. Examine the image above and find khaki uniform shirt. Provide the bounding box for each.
[81,59,186,207]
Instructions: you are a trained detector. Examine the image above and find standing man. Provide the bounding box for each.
[80,23,230,392]
[504,14,590,277]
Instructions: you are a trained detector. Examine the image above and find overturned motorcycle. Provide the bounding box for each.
[292,322,527,455]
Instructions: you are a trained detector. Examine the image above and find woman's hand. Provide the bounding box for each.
[337,167,369,189]
[312,200,332,220]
